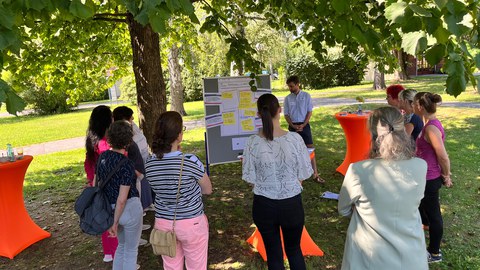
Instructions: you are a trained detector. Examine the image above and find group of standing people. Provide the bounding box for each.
[338,84,452,269]
[84,106,211,269]
[82,75,451,270]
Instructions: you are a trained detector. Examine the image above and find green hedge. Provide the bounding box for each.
[286,54,367,89]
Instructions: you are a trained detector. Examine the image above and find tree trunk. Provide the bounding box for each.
[395,49,410,80]
[126,13,166,147]
[168,44,187,116]
[373,67,386,90]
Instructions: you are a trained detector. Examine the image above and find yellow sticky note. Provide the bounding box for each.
[244,110,256,117]
[239,91,253,109]
[222,112,236,125]
[241,118,255,131]
[222,92,233,99]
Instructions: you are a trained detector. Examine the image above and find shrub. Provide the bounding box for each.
[182,67,203,102]
[119,75,137,104]
[286,54,367,89]
[21,83,73,114]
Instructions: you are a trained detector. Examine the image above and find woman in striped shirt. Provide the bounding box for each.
[146,111,212,270]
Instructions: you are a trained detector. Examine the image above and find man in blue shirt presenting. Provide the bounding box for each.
[284,75,325,183]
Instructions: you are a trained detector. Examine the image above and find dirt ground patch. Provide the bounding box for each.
[0,184,265,270]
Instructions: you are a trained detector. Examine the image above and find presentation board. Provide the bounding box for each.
[203,75,271,165]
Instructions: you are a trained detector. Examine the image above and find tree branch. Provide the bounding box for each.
[93,17,126,23]
[94,13,128,17]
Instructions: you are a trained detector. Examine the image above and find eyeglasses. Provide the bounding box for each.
[183,126,187,131]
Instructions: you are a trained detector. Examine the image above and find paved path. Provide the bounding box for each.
[17,97,480,156]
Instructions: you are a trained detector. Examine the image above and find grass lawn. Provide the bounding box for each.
[1,105,478,269]
[1,75,479,148]
[0,102,206,148]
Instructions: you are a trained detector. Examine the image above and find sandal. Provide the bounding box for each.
[314,175,326,184]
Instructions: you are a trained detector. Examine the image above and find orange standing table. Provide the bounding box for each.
[0,156,51,259]
[335,112,372,175]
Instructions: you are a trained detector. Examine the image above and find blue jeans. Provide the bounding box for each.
[252,194,306,270]
[113,197,143,270]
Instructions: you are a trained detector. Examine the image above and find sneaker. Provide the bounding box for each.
[142,224,151,231]
[138,238,148,246]
[427,250,442,263]
[103,254,113,262]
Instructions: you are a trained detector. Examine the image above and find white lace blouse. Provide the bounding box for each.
[242,132,313,200]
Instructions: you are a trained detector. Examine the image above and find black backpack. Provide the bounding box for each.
[75,157,128,235]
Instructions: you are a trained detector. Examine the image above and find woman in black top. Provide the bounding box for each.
[96,120,142,270]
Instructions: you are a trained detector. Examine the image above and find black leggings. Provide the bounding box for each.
[252,194,306,270]
[419,177,443,253]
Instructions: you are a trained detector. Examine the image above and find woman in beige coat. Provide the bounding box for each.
[338,107,428,270]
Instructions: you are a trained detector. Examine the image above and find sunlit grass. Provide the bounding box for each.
[2,75,479,149]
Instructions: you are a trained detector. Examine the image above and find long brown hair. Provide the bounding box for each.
[152,111,183,159]
[257,93,280,141]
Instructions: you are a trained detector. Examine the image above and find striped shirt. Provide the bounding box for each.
[146,151,205,220]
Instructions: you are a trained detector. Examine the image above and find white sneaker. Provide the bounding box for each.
[138,238,148,246]
[103,254,113,262]
[142,224,151,231]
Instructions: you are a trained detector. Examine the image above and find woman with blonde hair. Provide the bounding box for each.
[398,89,424,140]
[338,107,428,270]
[413,92,452,263]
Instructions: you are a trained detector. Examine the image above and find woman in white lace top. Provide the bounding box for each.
[242,93,313,270]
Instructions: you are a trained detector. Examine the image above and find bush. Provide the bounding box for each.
[182,68,203,102]
[21,83,73,114]
[119,75,137,104]
[286,54,367,89]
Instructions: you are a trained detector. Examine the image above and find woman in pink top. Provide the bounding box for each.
[84,105,118,263]
[413,92,452,263]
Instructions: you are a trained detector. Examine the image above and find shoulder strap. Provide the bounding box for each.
[172,154,185,231]
[96,157,129,190]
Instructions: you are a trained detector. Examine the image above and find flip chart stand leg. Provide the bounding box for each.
[204,132,210,176]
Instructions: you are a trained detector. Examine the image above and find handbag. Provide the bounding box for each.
[150,154,185,257]
[75,157,128,235]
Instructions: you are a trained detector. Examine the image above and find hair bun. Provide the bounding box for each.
[431,93,442,103]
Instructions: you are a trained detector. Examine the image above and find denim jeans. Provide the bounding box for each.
[419,177,443,254]
[252,194,306,270]
[113,197,143,270]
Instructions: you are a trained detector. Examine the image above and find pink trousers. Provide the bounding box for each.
[102,231,118,256]
[155,214,209,270]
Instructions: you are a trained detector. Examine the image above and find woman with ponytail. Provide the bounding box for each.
[338,107,428,270]
[413,92,452,263]
[242,93,313,270]
[145,111,212,270]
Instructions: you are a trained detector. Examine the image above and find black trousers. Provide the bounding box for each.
[252,194,306,270]
[419,177,443,253]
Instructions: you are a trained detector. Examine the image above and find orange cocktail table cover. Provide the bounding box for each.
[0,156,51,259]
[335,112,371,175]
[247,227,324,261]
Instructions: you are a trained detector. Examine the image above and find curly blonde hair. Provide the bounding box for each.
[368,107,415,160]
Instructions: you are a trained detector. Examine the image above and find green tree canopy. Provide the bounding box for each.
[0,0,478,138]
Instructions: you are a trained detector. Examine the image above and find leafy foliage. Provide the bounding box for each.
[1,0,480,115]
[21,82,72,115]
[286,53,367,89]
